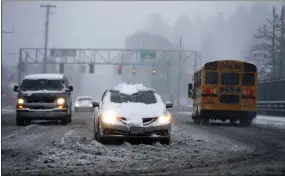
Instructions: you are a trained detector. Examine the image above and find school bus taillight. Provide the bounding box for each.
[208,88,216,94]
[245,90,253,96]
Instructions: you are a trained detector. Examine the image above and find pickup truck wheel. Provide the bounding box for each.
[68,109,72,123]
[16,117,25,126]
[61,117,68,125]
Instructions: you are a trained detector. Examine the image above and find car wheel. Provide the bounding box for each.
[160,138,170,145]
[94,119,99,141]
[96,123,107,144]
[16,118,25,126]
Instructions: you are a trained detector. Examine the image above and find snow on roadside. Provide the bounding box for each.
[253,116,285,129]
[2,108,15,114]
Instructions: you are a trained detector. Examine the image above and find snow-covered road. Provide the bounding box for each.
[1,110,285,175]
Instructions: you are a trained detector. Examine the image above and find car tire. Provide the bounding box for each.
[95,123,107,144]
[160,138,170,145]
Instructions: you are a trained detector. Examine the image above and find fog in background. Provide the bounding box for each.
[2,1,282,105]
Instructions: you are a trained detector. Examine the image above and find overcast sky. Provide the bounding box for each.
[1,1,279,66]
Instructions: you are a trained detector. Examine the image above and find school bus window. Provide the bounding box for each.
[194,70,202,88]
[242,73,255,86]
[221,72,239,85]
[205,72,218,84]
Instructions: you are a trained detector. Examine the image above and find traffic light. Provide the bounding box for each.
[117,65,122,75]
[89,64,94,73]
[132,67,136,75]
[152,69,156,76]
[59,63,64,73]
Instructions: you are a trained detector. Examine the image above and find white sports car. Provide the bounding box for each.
[92,83,173,144]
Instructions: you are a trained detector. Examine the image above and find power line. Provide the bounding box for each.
[40,4,56,73]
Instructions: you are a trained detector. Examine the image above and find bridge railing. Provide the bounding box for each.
[257,101,285,117]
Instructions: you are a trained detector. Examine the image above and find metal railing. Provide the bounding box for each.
[257,101,285,117]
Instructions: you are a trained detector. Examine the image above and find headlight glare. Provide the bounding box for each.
[18,98,24,104]
[57,98,65,105]
[158,112,171,123]
[102,111,117,124]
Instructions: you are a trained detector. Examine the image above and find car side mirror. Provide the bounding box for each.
[165,101,173,109]
[68,85,73,92]
[92,101,100,108]
[13,85,19,92]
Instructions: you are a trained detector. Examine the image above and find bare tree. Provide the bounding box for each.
[277,6,285,77]
[251,6,279,79]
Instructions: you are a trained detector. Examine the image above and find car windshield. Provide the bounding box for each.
[110,90,157,104]
[20,79,64,91]
[78,98,92,101]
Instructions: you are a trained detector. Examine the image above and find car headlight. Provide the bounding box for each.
[57,98,65,105]
[158,112,171,124]
[17,98,24,104]
[102,111,118,124]
[75,103,79,107]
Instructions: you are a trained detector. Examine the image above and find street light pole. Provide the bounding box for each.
[40,4,56,73]
[177,37,182,107]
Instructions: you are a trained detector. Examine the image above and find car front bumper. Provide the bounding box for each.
[74,106,93,111]
[100,123,171,139]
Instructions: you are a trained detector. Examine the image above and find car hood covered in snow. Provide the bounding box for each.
[100,83,167,126]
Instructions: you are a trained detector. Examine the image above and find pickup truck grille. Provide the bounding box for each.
[25,95,57,103]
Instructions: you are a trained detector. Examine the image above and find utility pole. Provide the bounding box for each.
[41,4,56,73]
[177,37,182,107]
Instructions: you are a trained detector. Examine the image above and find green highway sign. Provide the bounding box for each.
[140,50,156,59]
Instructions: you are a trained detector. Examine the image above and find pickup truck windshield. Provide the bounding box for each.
[20,79,64,91]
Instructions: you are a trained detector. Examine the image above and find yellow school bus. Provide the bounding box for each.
[188,60,258,126]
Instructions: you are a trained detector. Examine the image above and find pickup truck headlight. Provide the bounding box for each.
[57,98,65,105]
[17,98,24,104]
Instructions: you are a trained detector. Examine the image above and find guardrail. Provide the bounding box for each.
[257,101,285,117]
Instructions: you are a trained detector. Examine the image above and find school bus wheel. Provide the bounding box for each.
[239,119,252,126]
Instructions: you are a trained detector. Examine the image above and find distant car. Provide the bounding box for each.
[13,73,73,126]
[74,96,93,112]
[92,83,173,144]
